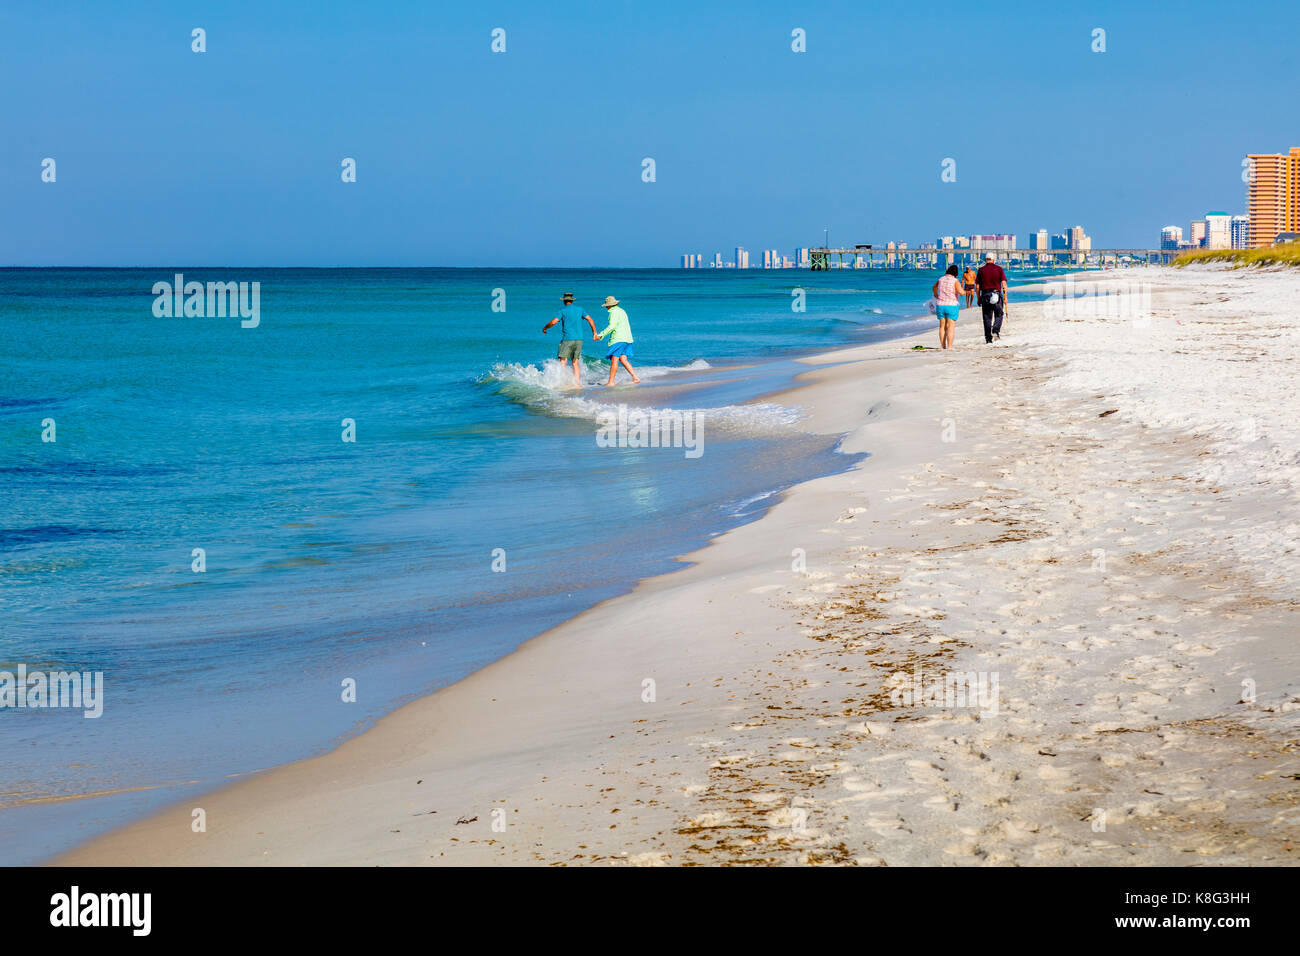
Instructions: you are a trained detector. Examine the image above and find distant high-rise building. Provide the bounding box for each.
[1246,147,1300,247]
[1204,212,1232,250]
[735,246,749,269]
[1160,225,1184,250]
[795,247,811,267]
[1189,220,1207,247]
[712,252,723,268]
[1056,225,1090,263]
[1230,215,1251,250]
[1027,229,1050,265]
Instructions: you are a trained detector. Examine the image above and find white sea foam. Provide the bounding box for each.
[557,396,803,436]
[479,357,802,436]
[483,357,710,391]
[730,488,781,515]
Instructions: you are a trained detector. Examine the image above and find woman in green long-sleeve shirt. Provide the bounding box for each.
[596,295,640,386]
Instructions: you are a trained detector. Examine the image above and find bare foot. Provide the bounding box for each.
[630,377,641,384]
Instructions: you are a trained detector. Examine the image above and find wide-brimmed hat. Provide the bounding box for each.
[984,253,995,261]
[602,296,619,308]
[562,292,574,301]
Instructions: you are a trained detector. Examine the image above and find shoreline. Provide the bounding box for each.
[51,305,953,865]
[4,280,935,865]
[25,304,931,864]
[56,266,1300,865]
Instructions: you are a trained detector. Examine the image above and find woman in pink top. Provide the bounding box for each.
[931,265,963,350]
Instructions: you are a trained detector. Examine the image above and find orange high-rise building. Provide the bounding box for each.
[1246,147,1300,247]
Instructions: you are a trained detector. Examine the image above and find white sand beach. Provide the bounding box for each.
[59,264,1300,866]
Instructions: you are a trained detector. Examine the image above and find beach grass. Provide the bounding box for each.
[1174,243,1300,269]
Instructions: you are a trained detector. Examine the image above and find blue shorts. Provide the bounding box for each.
[606,342,633,359]
[936,305,960,321]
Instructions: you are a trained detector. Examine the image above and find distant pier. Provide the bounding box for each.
[807,247,1177,270]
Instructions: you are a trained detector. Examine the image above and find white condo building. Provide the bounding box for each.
[1204,212,1232,250]
[1231,215,1250,250]
[968,234,1016,251]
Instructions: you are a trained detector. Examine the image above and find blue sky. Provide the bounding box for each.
[3,0,1296,266]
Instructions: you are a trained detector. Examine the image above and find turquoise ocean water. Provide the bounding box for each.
[0,266,1037,862]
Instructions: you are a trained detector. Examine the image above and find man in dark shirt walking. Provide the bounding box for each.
[975,253,1008,343]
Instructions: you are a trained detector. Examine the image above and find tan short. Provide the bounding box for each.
[557,340,582,362]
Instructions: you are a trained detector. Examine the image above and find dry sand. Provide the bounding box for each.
[59,265,1300,866]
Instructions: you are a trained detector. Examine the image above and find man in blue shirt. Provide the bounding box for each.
[542,293,597,388]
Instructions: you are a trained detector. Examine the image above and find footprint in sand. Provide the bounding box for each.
[1176,642,1221,656]
[687,811,736,829]
[845,721,892,736]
